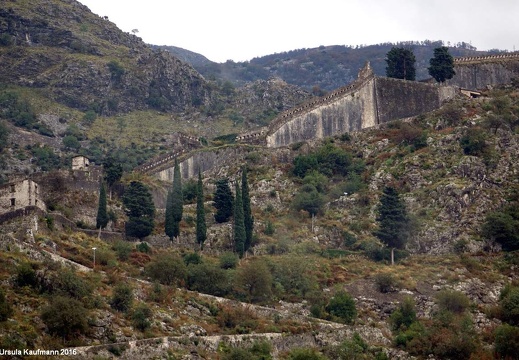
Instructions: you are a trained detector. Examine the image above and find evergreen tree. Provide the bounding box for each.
[385,47,416,81]
[213,178,233,223]
[165,190,174,239]
[196,170,207,249]
[241,167,254,252]
[428,46,456,83]
[96,181,108,230]
[374,186,409,265]
[103,156,123,199]
[123,181,155,239]
[165,160,183,240]
[233,181,246,258]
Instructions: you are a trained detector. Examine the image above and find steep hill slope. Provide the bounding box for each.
[0,0,214,115]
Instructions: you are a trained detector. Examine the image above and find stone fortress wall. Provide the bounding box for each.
[142,54,519,181]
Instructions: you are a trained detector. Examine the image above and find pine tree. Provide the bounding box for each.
[241,167,254,252]
[428,46,456,83]
[374,186,410,265]
[96,182,108,230]
[213,178,233,223]
[385,47,416,81]
[233,180,246,258]
[165,160,183,240]
[196,170,207,249]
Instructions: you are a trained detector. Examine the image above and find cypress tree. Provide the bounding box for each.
[171,160,183,238]
[123,181,155,240]
[165,160,183,240]
[241,167,254,252]
[165,190,174,239]
[196,170,207,249]
[96,182,108,230]
[233,181,246,258]
[374,186,409,265]
[213,178,233,223]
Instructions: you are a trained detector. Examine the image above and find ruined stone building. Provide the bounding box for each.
[0,178,46,216]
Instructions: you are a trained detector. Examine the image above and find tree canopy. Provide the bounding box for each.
[428,46,456,83]
[234,180,246,258]
[123,181,155,239]
[196,170,207,248]
[165,159,183,239]
[213,178,234,223]
[385,47,416,81]
[241,168,254,253]
[95,182,108,230]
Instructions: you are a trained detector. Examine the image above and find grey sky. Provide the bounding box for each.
[78,0,519,63]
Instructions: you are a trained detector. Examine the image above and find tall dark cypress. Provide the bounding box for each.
[96,182,108,230]
[196,170,206,249]
[171,160,183,238]
[165,159,183,240]
[241,167,253,252]
[233,180,246,258]
[165,190,174,239]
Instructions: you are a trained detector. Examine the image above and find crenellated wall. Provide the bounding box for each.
[265,75,457,148]
[448,59,519,90]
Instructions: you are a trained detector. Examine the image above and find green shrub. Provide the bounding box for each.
[187,262,231,296]
[325,290,357,324]
[110,283,133,313]
[183,252,202,266]
[500,285,519,325]
[112,240,132,261]
[16,262,38,288]
[390,296,417,332]
[482,204,519,251]
[264,220,275,235]
[494,324,519,359]
[41,295,89,338]
[292,184,326,217]
[145,254,187,286]
[136,242,152,254]
[374,273,396,293]
[219,252,239,269]
[54,269,92,301]
[459,127,487,156]
[436,289,470,314]
[132,303,153,331]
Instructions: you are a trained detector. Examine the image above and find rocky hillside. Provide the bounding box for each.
[0,0,214,115]
[161,41,497,92]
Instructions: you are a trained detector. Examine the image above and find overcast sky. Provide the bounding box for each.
[78,0,519,63]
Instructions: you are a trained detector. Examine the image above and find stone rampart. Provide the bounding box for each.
[449,56,519,90]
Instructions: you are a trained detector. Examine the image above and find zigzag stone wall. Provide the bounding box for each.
[265,75,457,148]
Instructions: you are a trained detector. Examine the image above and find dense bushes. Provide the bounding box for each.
[41,295,89,338]
[325,290,357,324]
[293,142,354,178]
[144,253,187,286]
